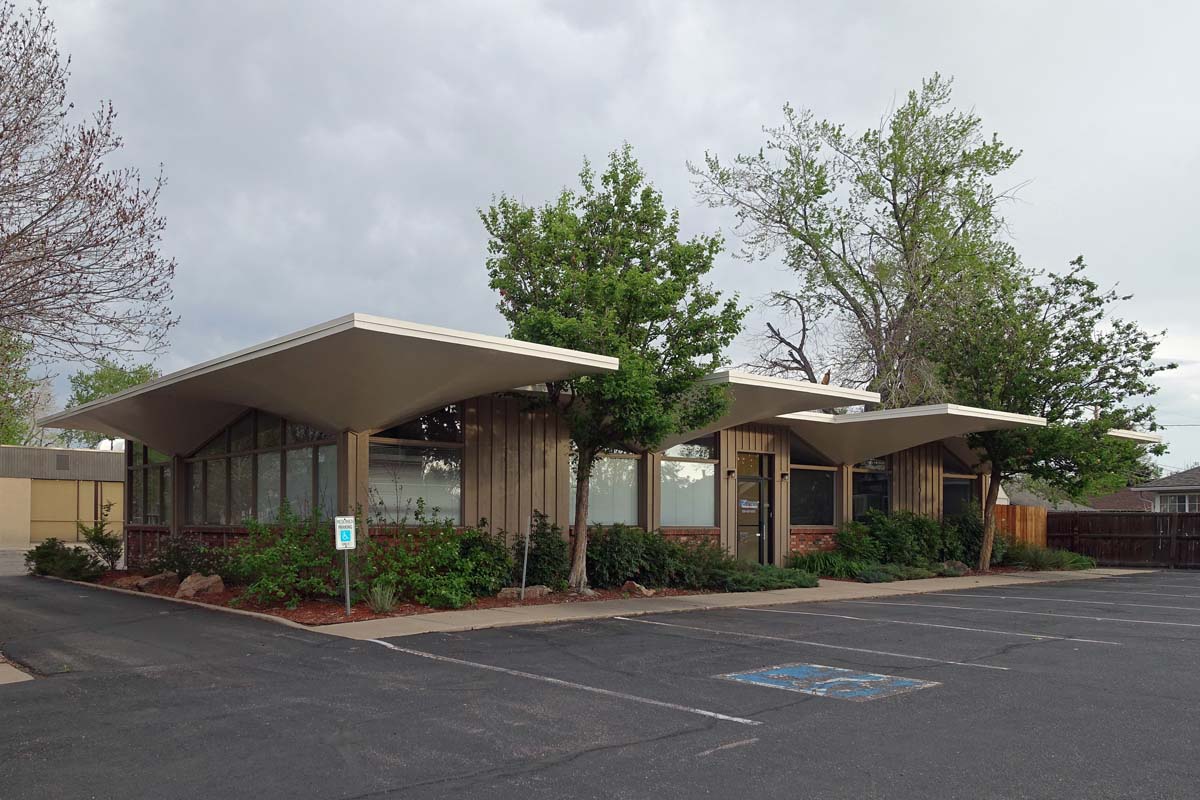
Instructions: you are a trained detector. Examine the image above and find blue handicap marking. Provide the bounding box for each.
[339,529,352,542]
[721,662,938,701]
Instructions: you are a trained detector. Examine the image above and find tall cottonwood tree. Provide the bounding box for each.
[692,74,1019,406]
[481,145,747,590]
[0,1,176,363]
[61,359,160,446]
[931,259,1172,569]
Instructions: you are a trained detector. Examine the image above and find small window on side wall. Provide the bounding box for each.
[852,470,890,521]
[790,469,835,526]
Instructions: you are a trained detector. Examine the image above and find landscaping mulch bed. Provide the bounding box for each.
[96,571,708,626]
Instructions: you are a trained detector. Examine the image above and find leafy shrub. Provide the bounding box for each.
[78,501,122,570]
[856,566,895,583]
[1005,542,1096,571]
[854,562,936,583]
[457,526,515,597]
[863,510,945,566]
[150,532,232,579]
[229,503,339,609]
[25,538,105,581]
[587,524,649,588]
[366,580,398,614]
[710,562,819,592]
[788,550,867,579]
[835,522,883,562]
[948,510,1007,567]
[511,512,570,591]
[670,538,738,590]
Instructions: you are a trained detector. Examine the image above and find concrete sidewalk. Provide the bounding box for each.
[319,567,1147,640]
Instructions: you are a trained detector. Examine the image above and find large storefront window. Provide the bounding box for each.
[661,436,717,527]
[127,444,172,525]
[790,468,835,525]
[852,461,890,521]
[943,477,978,517]
[369,406,463,524]
[184,410,336,525]
[570,451,639,526]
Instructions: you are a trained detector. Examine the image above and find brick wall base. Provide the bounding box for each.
[789,527,837,555]
[660,527,721,546]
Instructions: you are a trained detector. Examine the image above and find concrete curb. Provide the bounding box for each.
[37,567,1155,641]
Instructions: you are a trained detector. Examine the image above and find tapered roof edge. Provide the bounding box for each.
[702,369,881,404]
[1107,428,1164,444]
[38,313,620,428]
[777,403,1046,427]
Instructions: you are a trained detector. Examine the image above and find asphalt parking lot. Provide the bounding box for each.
[3,571,1200,799]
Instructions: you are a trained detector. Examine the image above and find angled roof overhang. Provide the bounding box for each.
[659,371,880,449]
[775,404,1047,466]
[1107,429,1164,445]
[38,314,619,456]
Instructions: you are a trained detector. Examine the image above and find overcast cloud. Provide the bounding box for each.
[42,0,1200,469]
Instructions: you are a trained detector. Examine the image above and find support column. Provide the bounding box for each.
[338,431,371,519]
[170,454,186,535]
[834,464,854,527]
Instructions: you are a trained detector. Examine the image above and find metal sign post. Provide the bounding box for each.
[334,515,357,616]
[520,514,532,601]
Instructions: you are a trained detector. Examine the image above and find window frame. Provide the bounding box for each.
[660,437,719,528]
[183,410,337,527]
[367,406,465,525]
[788,464,837,527]
[1161,493,1200,513]
[126,443,171,526]
[569,450,642,526]
[851,462,891,522]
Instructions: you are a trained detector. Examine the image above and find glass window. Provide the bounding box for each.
[196,432,226,457]
[790,435,833,467]
[369,443,461,524]
[660,460,715,526]
[737,453,767,477]
[790,469,835,525]
[230,455,254,524]
[162,466,172,523]
[287,421,329,445]
[148,449,169,464]
[664,435,716,460]
[130,468,144,523]
[256,411,282,449]
[230,414,254,453]
[1162,494,1200,513]
[187,463,202,525]
[257,451,281,521]
[146,467,161,524]
[131,443,144,467]
[286,448,314,515]
[316,445,336,519]
[944,478,977,517]
[376,405,463,442]
[570,456,639,525]
[943,447,972,475]
[206,459,227,525]
[852,471,890,521]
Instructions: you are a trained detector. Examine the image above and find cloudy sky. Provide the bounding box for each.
[45,0,1199,469]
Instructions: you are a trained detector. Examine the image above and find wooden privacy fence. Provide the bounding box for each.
[1047,512,1200,568]
[994,504,1047,547]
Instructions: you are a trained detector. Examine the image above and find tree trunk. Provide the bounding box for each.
[977,464,1003,572]
[567,451,594,591]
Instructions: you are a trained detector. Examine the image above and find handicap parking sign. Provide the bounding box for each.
[334,515,356,550]
[721,662,937,701]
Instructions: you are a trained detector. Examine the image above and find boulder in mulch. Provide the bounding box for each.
[621,580,655,597]
[498,585,551,600]
[940,560,971,577]
[135,572,180,593]
[175,573,225,599]
[111,576,143,591]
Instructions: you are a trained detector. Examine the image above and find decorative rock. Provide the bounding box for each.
[112,576,142,591]
[621,580,655,597]
[940,560,970,577]
[135,571,179,593]
[498,585,551,600]
[176,573,225,599]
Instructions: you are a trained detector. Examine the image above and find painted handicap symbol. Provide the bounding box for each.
[720,662,938,701]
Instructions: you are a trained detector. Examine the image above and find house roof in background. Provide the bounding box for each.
[1135,465,1200,492]
[38,314,621,456]
[1088,488,1153,511]
[1002,484,1094,511]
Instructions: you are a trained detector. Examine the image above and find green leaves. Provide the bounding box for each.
[63,359,159,446]
[481,143,747,458]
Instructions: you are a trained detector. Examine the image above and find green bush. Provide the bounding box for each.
[229,503,339,609]
[788,550,867,579]
[948,510,1007,567]
[511,512,570,591]
[1005,542,1096,571]
[587,524,649,588]
[457,526,515,597]
[366,580,398,614]
[150,533,232,579]
[78,501,122,570]
[711,562,819,592]
[25,538,105,581]
[854,562,936,583]
[855,566,895,583]
[835,522,883,562]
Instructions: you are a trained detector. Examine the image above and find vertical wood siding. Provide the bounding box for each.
[462,396,569,539]
[890,443,944,518]
[717,422,791,564]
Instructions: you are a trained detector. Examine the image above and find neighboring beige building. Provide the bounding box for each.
[0,445,124,550]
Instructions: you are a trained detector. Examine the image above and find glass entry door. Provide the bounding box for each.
[736,453,773,565]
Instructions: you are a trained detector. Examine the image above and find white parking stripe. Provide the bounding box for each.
[951,593,1200,612]
[368,639,761,726]
[613,616,1009,671]
[1112,582,1200,591]
[852,600,1200,628]
[736,607,1121,645]
[1040,587,1200,600]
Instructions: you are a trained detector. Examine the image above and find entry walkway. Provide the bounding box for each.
[320,568,1145,640]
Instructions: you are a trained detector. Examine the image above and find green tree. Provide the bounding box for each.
[691,74,1020,406]
[0,332,38,444]
[931,258,1172,569]
[481,144,748,590]
[62,360,159,446]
